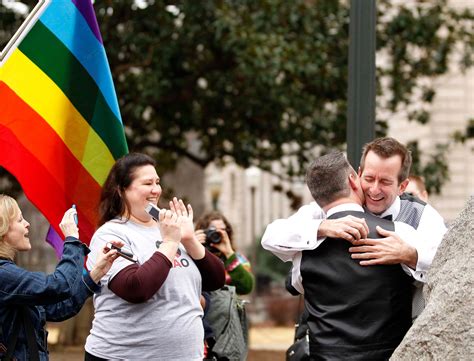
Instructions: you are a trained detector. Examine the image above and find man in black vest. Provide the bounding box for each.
[300,151,415,360]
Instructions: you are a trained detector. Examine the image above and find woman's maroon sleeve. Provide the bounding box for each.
[194,249,226,291]
[108,252,172,303]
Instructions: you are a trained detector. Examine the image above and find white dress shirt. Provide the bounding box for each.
[379,196,447,276]
[261,197,447,285]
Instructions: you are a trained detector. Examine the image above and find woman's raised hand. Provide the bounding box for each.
[211,228,234,258]
[169,197,205,259]
[59,207,79,239]
[169,197,195,242]
[158,207,182,244]
[89,240,123,283]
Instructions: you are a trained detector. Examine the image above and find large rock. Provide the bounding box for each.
[391,196,474,360]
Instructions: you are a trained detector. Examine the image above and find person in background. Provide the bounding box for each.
[406,175,429,202]
[0,195,119,361]
[195,211,254,360]
[195,212,254,295]
[84,153,225,361]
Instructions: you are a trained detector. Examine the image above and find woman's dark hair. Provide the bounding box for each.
[98,153,156,227]
[195,211,234,247]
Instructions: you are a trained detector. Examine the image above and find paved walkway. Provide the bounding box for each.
[49,326,294,360]
[249,326,294,350]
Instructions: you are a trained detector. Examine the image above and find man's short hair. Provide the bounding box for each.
[408,175,427,193]
[360,137,412,183]
[306,151,354,207]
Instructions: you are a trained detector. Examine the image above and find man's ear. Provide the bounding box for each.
[357,166,362,177]
[348,173,359,191]
[398,178,409,195]
[421,190,429,200]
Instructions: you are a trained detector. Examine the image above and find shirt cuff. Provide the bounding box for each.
[283,219,325,249]
[400,264,426,283]
[82,269,102,294]
[304,219,325,246]
[414,244,431,274]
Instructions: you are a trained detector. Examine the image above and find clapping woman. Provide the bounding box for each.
[84,153,225,361]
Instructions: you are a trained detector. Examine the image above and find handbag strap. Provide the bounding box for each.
[2,309,22,361]
[2,307,40,361]
[20,306,40,361]
[293,294,303,340]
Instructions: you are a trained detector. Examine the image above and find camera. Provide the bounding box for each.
[204,226,222,245]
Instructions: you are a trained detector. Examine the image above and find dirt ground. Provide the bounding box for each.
[49,326,293,361]
[50,349,286,361]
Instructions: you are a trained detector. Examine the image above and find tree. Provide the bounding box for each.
[1,0,37,196]
[2,0,473,193]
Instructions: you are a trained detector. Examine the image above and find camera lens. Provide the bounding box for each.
[205,227,222,244]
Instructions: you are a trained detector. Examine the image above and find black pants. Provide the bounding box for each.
[84,351,108,361]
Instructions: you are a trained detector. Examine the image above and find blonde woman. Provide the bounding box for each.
[0,195,120,361]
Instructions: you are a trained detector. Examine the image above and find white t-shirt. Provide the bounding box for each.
[85,219,203,361]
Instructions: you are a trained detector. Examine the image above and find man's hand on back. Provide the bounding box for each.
[318,216,369,243]
[348,226,418,269]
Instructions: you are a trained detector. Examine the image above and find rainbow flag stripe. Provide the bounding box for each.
[0,0,128,248]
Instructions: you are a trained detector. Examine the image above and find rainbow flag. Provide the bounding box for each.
[0,0,128,253]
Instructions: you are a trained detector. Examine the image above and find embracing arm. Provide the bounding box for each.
[349,222,436,282]
[318,216,369,242]
[349,204,447,282]
[261,203,326,261]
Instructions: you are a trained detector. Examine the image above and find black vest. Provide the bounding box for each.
[301,210,412,360]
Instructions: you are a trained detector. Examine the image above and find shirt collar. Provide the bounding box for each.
[378,196,400,219]
[326,203,364,217]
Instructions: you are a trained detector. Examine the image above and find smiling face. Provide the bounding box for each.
[359,151,409,215]
[123,164,162,221]
[3,205,31,252]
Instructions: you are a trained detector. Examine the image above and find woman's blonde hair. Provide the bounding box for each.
[0,194,20,260]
